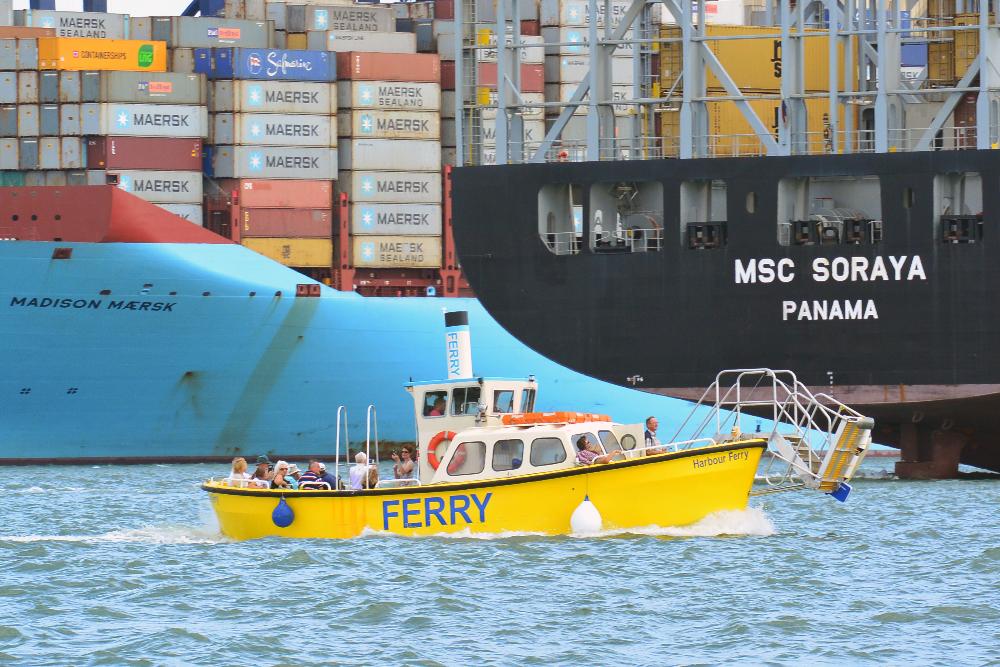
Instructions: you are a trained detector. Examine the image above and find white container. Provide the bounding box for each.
[474,30,544,64]
[19,9,128,39]
[337,80,440,111]
[547,83,635,116]
[337,110,439,140]
[213,112,336,147]
[211,80,335,114]
[158,202,204,225]
[292,4,394,32]
[99,103,208,138]
[339,170,442,204]
[307,30,417,54]
[111,169,204,204]
[540,26,635,56]
[352,235,442,268]
[539,0,656,28]
[544,54,635,85]
[339,139,440,171]
[211,145,338,179]
[478,91,545,119]
[350,203,442,236]
[479,118,547,145]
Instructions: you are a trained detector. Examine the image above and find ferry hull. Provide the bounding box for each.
[204,442,765,540]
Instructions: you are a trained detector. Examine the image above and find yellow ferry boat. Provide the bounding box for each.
[203,313,874,540]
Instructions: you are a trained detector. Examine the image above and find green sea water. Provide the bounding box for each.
[0,458,997,666]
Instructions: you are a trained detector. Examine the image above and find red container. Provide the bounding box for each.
[336,52,441,83]
[86,137,203,171]
[218,179,333,209]
[441,60,455,90]
[477,63,544,93]
[0,26,56,38]
[521,20,541,36]
[435,0,454,19]
[241,208,333,238]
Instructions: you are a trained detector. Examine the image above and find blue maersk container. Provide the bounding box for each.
[193,47,336,82]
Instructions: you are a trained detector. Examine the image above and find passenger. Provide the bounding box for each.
[349,452,372,490]
[366,465,379,489]
[644,417,668,455]
[575,436,621,465]
[427,397,446,417]
[270,461,294,489]
[227,457,251,487]
[298,460,331,490]
[286,464,302,486]
[317,462,339,489]
[250,455,273,488]
[391,445,416,480]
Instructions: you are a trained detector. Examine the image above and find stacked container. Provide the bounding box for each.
[203,46,338,267]
[336,51,443,273]
[131,15,272,74]
[301,4,415,54]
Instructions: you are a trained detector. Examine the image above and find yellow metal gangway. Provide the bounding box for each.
[669,369,874,500]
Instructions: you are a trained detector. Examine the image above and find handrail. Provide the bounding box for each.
[335,405,349,489]
[366,404,379,474]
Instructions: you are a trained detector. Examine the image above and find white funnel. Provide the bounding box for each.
[444,310,473,379]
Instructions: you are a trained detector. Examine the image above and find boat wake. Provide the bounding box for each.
[1,524,229,545]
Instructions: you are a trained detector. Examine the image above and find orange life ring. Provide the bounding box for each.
[427,430,457,470]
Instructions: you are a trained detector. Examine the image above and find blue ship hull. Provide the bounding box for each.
[1,240,691,462]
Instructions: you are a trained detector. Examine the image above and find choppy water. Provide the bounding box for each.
[1,458,997,666]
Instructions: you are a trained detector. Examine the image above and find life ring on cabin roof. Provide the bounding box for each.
[427,431,457,470]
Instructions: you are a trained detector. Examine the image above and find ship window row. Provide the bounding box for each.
[538,172,985,254]
[422,387,536,418]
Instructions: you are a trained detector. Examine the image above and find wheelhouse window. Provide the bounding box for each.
[451,386,481,416]
[681,179,727,249]
[777,175,883,246]
[492,439,524,471]
[493,389,515,413]
[588,181,663,253]
[620,434,637,450]
[447,442,487,476]
[520,388,536,413]
[573,432,604,453]
[538,183,583,255]
[598,430,620,451]
[423,391,447,417]
[529,437,568,466]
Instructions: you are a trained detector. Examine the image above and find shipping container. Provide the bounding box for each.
[309,30,417,54]
[477,89,544,118]
[337,51,440,82]
[212,112,336,147]
[0,106,16,137]
[18,137,38,169]
[39,104,58,135]
[59,103,81,135]
[38,37,167,72]
[59,70,81,102]
[98,103,208,138]
[158,202,204,226]
[38,136,59,169]
[103,169,204,204]
[212,80,335,114]
[546,83,637,116]
[80,103,100,134]
[151,16,270,49]
[211,145,338,179]
[60,135,83,168]
[0,138,17,169]
[172,47,197,73]
[478,62,544,92]
[544,54,633,84]
[954,14,989,78]
[337,80,440,111]
[475,29,545,64]
[130,16,152,40]
[200,46,336,81]
[17,70,38,103]
[540,26,634,56]
[352,235,441,268]
[0,71,13,104]
[242,237,332,267]
[478,118,546,145]
[17,9,128,40]
[96,71,206,104]
[288,4,394,32]
[339,138,440,171]
[17,38,39,70]
[337,109,440,139]
[86,136,203,171]
[339,170,442,204]
[219,178,333,208]
[267,2,287,31]
[475,0,540,22]
[16,104,38,136]
[540,0,650,28]
[0,27,56,39]
[350,202,442,236]
[39,70,58,103]
[240,207,333,237]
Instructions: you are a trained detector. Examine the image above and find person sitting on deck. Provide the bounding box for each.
[270,461,295,490]
[317,462,339,489]
[298,460,331,490]
[250,455,273,488]
[366,464,379,489]
[286,464,302,486]
[391,445,416,481]
[227,457,251,487]
[575,437,621,465]
[349,452,373,490]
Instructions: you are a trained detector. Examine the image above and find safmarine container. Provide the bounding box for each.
[240,208,333,237]
[86,136,203,170]
[352,235,442,268]
[211,145,338,179]
[288,4,394,33]
[158,203,204,225]
[350,203,442,235]
[99,103,208,137]
[337,80,440,111]
[218,178,332,208]
[336,52,440,82]
[309,31,417,54]
[202,47,335,81]
[109,169,204,203]
[97,71,206,104]
[339,138,439,171]
[212,112,335,147]
[337,110,439,139]
[211,80,335,113]
[152,16,270,48]
[37,38,167,72]
[339,170,441,204]
[242,237,332,267]
[17,9,128,39]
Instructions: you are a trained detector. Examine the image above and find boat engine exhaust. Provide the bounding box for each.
[444,310,473,379]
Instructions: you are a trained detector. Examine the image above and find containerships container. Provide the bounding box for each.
[37,37,167,72]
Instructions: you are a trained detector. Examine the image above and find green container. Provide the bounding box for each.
[0,171,26,186]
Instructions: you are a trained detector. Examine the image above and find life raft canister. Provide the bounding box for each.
[427,430,457,470]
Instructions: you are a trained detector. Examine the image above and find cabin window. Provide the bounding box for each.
[588,181,664,253]
[529,437,567,466]
[573,432,603,453]
[447,442,487,476]
[934,172,983,243]
[620,434,637,450]
[538,183,583,255]
[493,390,515,413]
[599,430,620,451]
[520,389,536,413]
[681,179,727,249]
[777,175,883,246]
[423,391,447,417]
[492,439,524,471]
[451,386,482,416]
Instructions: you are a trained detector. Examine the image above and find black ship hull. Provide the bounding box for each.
[451,150,1000,476]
